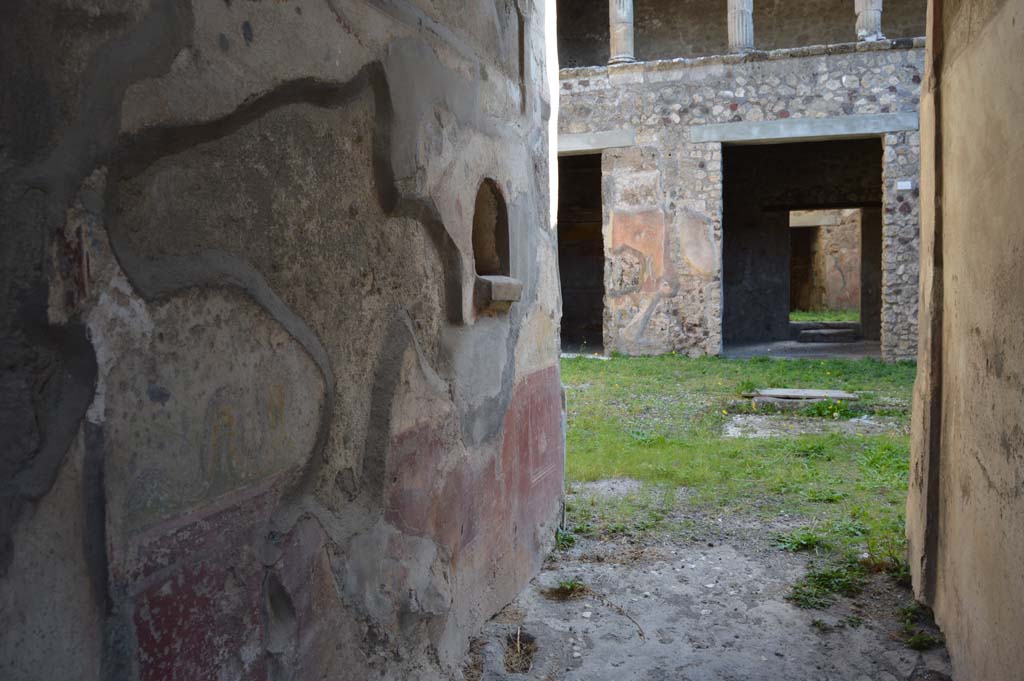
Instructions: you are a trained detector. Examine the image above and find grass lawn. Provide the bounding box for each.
[790,309,860,322]
[561,354,919,604]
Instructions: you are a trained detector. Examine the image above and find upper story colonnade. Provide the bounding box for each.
[606,0,888,64]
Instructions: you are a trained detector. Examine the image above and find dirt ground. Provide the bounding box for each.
[721,413,907,439]
[464,482,951,681]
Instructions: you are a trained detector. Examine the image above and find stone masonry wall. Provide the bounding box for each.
[0,2,561,680]
[560,41,923,358]
[882,130,922,360]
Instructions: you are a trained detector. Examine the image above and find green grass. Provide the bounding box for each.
[565,485,678,540]
[790,309,860,322]
[561,354,917,601]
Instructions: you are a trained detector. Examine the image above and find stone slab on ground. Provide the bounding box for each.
[789,321,861,332]
[789,321,862,339]
[798,328,859,343]
[749,396,821,411]
[560,352,611,361]
[743,388,860,401]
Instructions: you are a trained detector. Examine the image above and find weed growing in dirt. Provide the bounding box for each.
[810,614,865,633]
[775,528,831,552]
[904,631,944,650]
[844,615,864,628]
[555,527,576,550]
[802,398,854,419]
[899,601,925,626]
[542,579,591,601]
[898,601,945,650]
[786,559,867,609]
[504,628,537,673]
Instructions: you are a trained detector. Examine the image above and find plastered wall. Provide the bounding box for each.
[0,2,562,680]
[908,1,1024,679]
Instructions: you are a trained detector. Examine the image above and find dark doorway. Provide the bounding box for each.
[557,154,604,352]
[722,139,884,347]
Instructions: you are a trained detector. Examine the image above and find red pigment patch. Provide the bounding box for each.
[386,366,564,566]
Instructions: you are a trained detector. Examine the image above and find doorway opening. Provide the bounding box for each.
[786,206,868,333]
[557,154,605,353]
[722,139,883,357]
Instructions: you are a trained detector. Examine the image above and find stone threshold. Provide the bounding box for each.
[559,37,927,81]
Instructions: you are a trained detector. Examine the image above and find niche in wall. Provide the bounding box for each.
[472,178,521,312]
[473,179,510,277]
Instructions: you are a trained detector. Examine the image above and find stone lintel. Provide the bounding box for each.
[690,113,918,144]
[790,211,842,227]
[558,129,636,156]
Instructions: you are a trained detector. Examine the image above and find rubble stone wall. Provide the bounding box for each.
[0,2,562,680]
[559,41,923,358]
[881,129,922,360]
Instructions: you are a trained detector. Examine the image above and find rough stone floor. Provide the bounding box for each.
[465,482,951,681]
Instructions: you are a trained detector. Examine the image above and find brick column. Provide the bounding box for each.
[855,0,885,41]
[728,0,754,52]
[609,0,635,64]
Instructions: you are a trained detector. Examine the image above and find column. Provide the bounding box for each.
[609,0,635,64]
[728,0,754,52]
[855,0,884,41]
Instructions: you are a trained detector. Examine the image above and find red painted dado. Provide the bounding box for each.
[133,553,267,681]
[121,365,563,680]
[120,480,288,681]
[386,365,564,565]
